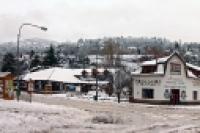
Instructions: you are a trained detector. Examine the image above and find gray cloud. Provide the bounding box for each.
[0,0,200,42]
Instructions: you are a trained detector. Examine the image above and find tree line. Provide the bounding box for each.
[1,45,58,75]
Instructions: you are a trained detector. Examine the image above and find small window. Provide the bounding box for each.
[142,89,154,99]
[170,63,181,75]
[193,91,198,100]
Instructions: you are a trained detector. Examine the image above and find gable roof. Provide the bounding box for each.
[132,51,200,78]
[165,51,186,65]
[141,56,169,66]
[141,51,181,66]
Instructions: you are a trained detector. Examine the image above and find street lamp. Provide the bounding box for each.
[95,42,99,101]
[16,23,47,101]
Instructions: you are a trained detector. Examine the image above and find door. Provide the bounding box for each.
[193,91,198,100]
[170,89,180,104]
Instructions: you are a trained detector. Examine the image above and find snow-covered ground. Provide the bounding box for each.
[0,99,90,133]
[2,93,200,132]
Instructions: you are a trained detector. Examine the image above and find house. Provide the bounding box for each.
[131,51,200,104]
[23,68,114,93]
[0,72,14,99]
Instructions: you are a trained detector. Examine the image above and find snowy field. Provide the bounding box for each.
[1,94,200,133]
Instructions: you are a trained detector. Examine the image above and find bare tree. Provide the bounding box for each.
[103,39,120,67]
[114,68,131,103]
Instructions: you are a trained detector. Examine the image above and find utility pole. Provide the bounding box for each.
[115,44,122,103]
[117,70,121,103]
[95,42,99,101]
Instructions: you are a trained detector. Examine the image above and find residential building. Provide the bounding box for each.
[131,52,200,104]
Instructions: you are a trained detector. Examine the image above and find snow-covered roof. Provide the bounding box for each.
[133,52,178,76]
[50,68,82,83]
[157,56,170,63]
[0,72,11,78]
[141,60,157,66]
[154,64,164,74]
[132,64,164,76]
[24,68,54,81]
[132,52,200,79]
[141,56,170,66]
[187,70,198,78]
[23,68,110,84]
[186,63,200,71]
[141,52,183,66]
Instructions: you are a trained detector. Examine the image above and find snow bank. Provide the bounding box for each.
[0,99,89,133]
[92,113,123,124]
[3,92,200,132]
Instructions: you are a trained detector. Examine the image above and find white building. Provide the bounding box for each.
[23,68,113,92]
[131,52,200,104]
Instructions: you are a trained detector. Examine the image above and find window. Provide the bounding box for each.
[142,89,154,99]
[170,63,181,75]
[141,66,157,73]
[193,91,198,100]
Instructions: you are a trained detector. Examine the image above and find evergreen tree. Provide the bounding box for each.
[1,52,17,75]
[30,50,35,59]
[30,55,41,68]
[56,49,62,64]
[175,41,180,51]
[43,45,58,67]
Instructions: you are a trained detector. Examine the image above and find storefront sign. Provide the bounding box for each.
[164,78,186,89]
[135,79,161,86]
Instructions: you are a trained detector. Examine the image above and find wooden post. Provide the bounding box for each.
[28,79,34,103]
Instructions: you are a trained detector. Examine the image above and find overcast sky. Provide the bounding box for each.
[1,0,200,43]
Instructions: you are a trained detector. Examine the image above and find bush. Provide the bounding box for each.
[91,114,122,124]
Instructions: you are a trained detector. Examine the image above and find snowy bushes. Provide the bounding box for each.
[91,114,123,124]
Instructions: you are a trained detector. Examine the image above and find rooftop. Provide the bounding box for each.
[23,68,114,84]
[132,52,200,79]
[0,72,11,78]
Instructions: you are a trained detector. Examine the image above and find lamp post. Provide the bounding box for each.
[16,23,47,101]
[95,42,99,101]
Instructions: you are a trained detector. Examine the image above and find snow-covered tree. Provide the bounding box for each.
[30,55,41,69]
[1,52,17,75]
[43,45,58,67]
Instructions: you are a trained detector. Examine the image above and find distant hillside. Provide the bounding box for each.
[0,38,60,55]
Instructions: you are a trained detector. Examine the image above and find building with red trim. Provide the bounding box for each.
[0,72,14,99]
